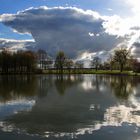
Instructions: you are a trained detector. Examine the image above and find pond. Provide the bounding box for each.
[0,75,140,140]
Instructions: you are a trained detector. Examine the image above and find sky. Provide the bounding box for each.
[0,0,132,40]
[0,0,140,63]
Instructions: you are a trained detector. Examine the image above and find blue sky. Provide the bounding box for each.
[0,0,130,15]
[0,0,130,14]
[0,0,110,14]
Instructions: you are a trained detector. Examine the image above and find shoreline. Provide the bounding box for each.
[39,69,140,76]
[0,70,139,76]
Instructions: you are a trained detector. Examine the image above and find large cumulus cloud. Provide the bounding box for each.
[0,6,123,58]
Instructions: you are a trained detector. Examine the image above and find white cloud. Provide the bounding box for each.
[88,32,94,37]
[75,50,111,68]
[102,0,140,54]
[125,0,140,15]
[107,8,113,11]
[0,14,15,22]
[0,38,35,52]
[96,33,100,37]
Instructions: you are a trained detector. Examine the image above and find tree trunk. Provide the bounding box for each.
[120,64,123,72]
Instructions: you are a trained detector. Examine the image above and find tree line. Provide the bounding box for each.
[101,48,140,72]
[0,47,140,74]
[0,50,36,74]
[54,48,140,73]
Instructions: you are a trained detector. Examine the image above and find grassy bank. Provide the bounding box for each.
[0,69,139,76]
[40,69,140,76]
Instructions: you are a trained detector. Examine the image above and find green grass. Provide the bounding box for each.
[40,69,140,76]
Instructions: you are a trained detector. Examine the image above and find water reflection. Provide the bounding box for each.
[0,75,140,139]
[0,76,37,102]
[105,76,135,99]
[54,75,83,95]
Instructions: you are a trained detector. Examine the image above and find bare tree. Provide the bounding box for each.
[91,57,101,71]
[65,59,74,73]
[113,48,131,72]
[107,55,115,71]
[55,51,66,73]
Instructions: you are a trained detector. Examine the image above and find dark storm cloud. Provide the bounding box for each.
[132,42,140,58]
[1,6,123,57]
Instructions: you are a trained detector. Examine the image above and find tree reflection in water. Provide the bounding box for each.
[102,76,139,100]
[55,75,83,95]
[0,75,139,139]
[0,76,37,103]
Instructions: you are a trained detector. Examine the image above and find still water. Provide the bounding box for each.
[0,75,140,140]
